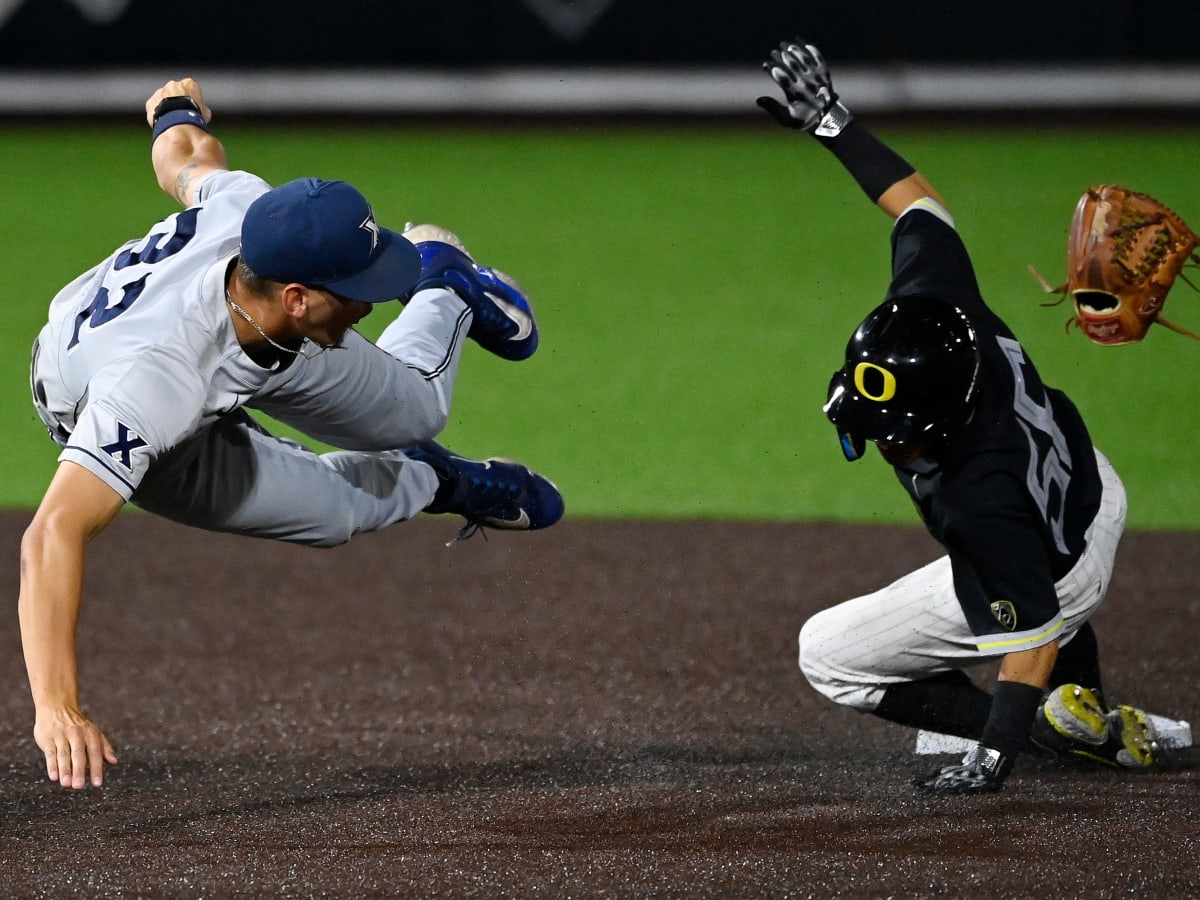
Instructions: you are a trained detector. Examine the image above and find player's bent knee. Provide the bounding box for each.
[798,613,876,711]
[409,406,449,444]
[797,612,833,683]
[374,407,448,450]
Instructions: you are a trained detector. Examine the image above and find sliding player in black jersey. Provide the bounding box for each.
[758,39,1159,794]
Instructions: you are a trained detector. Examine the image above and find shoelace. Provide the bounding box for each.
[446,521,488,547]
[442,469,525,546]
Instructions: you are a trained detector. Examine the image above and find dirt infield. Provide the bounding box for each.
[1,512,1197,897]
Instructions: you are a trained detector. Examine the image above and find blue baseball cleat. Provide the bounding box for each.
[403,224,538,361]
[404,441,564,540]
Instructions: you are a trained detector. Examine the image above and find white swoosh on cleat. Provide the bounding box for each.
[486,292,534,341]
[486,509,531,529]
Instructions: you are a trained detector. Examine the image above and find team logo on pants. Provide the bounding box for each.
[989,600,1018,631]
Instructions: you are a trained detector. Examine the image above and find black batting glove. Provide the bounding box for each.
[913,744,1014,795]
[757,39,853,136]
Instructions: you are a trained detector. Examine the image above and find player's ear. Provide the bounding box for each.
[278,283,309,319]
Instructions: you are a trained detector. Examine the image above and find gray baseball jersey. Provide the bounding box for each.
[32,168,469,545]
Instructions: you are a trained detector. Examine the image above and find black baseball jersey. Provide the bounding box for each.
[886,204,1102,653]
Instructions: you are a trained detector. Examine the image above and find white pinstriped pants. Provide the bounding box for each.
[798,450,1127,711]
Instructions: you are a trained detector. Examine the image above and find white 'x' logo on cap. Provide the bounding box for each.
[359,211,381,251]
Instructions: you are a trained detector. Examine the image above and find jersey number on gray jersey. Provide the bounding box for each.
[70,207,200,349]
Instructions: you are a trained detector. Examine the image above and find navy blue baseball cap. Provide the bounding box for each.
[240,177,421,303]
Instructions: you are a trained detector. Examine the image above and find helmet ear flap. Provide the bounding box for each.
[838,430,866,462]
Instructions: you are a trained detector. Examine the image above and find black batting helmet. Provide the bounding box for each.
[824,296,980,461]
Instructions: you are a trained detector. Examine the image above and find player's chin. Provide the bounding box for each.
[876,441,924,467]
[310,327,352,351]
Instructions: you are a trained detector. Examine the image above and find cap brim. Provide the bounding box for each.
[319,229,422,303]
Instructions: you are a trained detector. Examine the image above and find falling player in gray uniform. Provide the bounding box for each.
[758,41,1159,794]
[20,78,564,790]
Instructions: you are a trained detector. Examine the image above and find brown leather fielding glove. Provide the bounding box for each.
[1033,184,1200,345]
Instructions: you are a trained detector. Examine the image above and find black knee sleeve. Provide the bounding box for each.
[872,670,992,739]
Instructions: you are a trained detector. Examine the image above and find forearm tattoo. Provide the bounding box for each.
[174,163,201,204]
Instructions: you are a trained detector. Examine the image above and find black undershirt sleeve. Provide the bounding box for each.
[816,120,917,202]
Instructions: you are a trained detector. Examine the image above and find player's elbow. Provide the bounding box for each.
[19,509,82,586]
[19,518,46,574]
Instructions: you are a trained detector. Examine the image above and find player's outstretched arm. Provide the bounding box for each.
[758,38,946,220]
[145,77,228,207]
[19,462,125,789]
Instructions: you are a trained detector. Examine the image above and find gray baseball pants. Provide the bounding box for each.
[129,289,467,547]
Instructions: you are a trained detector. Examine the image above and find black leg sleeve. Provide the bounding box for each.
[872,670,992,739]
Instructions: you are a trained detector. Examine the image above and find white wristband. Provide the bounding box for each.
[814,102,853,137]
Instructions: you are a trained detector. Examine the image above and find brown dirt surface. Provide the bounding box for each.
[1,512,1197,898]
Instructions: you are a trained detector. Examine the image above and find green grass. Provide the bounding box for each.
[5,123,1200,526]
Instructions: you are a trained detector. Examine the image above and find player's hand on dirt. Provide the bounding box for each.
[913,745,1012,795]
[145,77,212,127]
[34,706,118,789]
[757,39,852,136]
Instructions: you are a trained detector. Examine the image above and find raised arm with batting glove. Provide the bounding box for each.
[758,39,942,217]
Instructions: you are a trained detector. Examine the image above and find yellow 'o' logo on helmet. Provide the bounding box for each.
[853,362,896,402]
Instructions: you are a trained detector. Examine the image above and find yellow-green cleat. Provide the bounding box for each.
[1030,684,1158,768]
[1107,705,1157,768]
